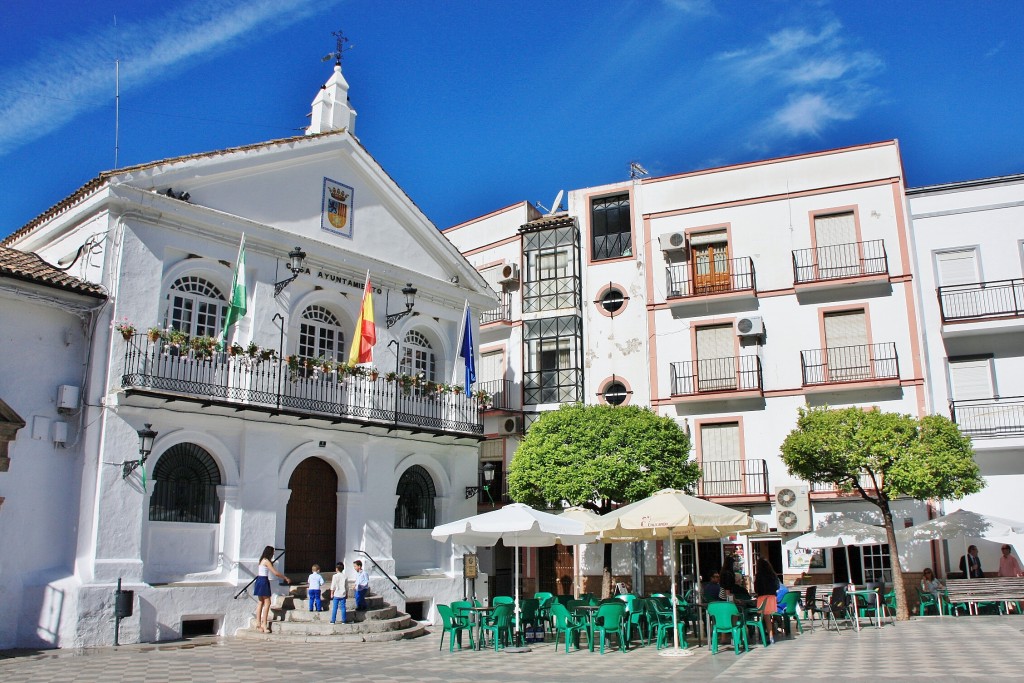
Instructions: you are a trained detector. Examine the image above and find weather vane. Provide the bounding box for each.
[322,30,352,66]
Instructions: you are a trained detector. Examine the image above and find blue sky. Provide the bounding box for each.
[1,0,1021,237]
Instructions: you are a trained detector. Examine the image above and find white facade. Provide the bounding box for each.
[908,174,1024,574]
[446,141,935,592]
[0,66,495,648]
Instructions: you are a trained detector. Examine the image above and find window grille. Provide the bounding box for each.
[149,443,222,524]
[591,193,632,260]
[394,465,436,529]
[523,315,583,404]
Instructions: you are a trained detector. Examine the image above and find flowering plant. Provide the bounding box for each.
[114,317,136,340]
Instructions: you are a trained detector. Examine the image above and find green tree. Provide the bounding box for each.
[780,406,983,620]
[508,404,700,596]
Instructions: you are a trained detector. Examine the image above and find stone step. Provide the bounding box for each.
[236,622,428,643]
[279,593,385,611]
[285,605,397,623]
[261,613,413,636]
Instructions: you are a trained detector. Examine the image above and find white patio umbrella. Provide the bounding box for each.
[596,489,751,658]
[786,518,889,584]
[896,508,1024,577]
[432,503,591,649]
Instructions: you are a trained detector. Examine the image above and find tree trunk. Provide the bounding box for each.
[602,544,613,599]
[880,501,910,621]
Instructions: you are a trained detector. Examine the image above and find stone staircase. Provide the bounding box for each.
[236,581,427,643]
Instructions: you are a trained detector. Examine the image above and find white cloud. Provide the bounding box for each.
[714,20,883,141]
[0,0,336,158]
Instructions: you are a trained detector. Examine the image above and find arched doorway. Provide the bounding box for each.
[285,457,338,573]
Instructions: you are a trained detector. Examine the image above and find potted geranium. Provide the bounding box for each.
[368,367,379,382]
[147,326,163,343]
[114,317,135,341]
[451,384,464,395]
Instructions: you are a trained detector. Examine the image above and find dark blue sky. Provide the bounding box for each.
[2,0,1022,236]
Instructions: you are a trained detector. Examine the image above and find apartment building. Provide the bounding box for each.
[908,173,1024,574]
[445,140,934,592]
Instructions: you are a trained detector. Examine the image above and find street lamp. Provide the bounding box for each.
[123,423,158,478]
[385,283,417,328]
[273,246,307,297]
[466,461,497,503]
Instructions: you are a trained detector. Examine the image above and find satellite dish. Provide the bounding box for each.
[549,190,564,215]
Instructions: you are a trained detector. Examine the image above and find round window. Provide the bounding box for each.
[600,288,625,314]
[603,381,628,405]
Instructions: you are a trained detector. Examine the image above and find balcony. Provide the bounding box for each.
[121,336,483,437]
[665,257,756,307]
[950,396,1024,439]
[697,459,769,499]
[792,239,889,289]
[669,356,763,400]
[524,367,582,405]
[480,296,511,325]
[811,474,878,495]
[800,342,899,390]
[477,379,521,412]
[938,279,1024,337]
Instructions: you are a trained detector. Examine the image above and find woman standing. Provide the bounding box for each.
[254,545,291,633]
[754,558,780,645]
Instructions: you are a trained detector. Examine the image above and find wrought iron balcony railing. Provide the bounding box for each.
[698,459,769,497]
[121,336,482,435]
[666,257,755,299]
[670,355,763,396]
[476,379,521,411]
[480,296,512,325]
[950,396,1024,438]
[800,342,899,386]
[937,278,1024,323]
[792,239,888,284]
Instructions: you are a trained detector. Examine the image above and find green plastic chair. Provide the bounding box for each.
[706,602,749,655]
[479,603,514,651]
[917,588,940,616]
[493,595,514,606]
[534,592,554,632]
[451,600,473,630]
[437,604,474,652]
[549,602,587,652]
[625,597,648,647]
[517,598,543,642]
[778,591,803,635]
[592,602,627,653]
[645,598,685,650]
[744,601,771,647]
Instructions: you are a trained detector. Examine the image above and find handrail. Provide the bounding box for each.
[354,549,406,598]
[234,548,285,599]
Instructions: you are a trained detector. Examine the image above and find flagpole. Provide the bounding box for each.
[452,299,469,384]
[222,234,246,348]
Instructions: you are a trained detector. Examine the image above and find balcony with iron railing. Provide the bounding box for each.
[697,459,769,499]
[950,396,1024,439]
[480,296,512,325]
[937,278,1024,329]
[665,257,756,303]
[800,342,899,389]
[669,355,763,399]
[121,335,483,436]
[476,378,521,412]
[792,239,889,287]
[810,474,879,495]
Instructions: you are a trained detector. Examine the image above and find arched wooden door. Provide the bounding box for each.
[285,457,338,573]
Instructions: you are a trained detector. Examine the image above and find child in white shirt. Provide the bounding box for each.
[307,564,325,612]
[330,562,348,624]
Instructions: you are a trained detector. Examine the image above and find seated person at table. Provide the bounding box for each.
[775,579,790,609]
[704,572,725,602]
[720,555,738,597]
[920,567,944,599]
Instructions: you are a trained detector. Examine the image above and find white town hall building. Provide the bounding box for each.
[0,63,495,649]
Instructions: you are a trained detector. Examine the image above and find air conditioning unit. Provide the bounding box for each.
[736,316,764,338]
[658,232,687,253]
[497,263,520,285]
[774,485,811,532]
[499,416,522,435]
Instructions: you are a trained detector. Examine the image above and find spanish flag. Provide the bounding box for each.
[348,271,376,365]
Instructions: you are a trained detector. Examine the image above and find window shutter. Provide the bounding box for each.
[948,359,993,400]
[700,423,740,462]
[935,250,979,286]
[813,212,856,247]
[480,351,504,383]
[824,310,868,348]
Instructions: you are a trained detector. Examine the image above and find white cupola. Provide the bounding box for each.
[307,64,357,135]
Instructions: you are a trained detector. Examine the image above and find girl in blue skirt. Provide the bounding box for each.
[255,545,291,633]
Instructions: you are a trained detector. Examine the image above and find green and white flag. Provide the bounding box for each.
[222,234,247,345]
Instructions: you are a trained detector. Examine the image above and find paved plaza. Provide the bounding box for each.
[3,616,1024,682]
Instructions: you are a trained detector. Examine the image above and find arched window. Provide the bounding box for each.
[149,443,223,524]
[298,305,345,361]
[167,276,227,338]
[399,330,436,382]
[394,465,436,529]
